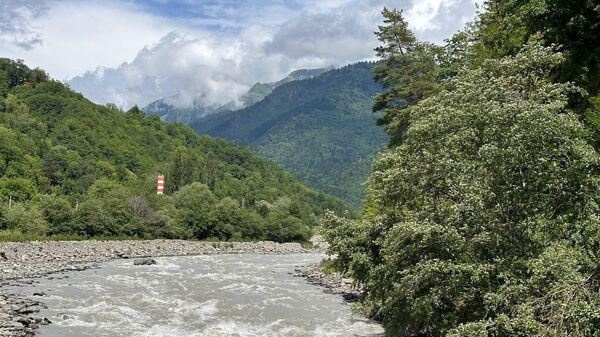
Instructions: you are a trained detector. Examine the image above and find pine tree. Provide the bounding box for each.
[373,8,440,146]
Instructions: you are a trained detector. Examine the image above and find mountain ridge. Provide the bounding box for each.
[192,62,387,206]
[143,67,332,124]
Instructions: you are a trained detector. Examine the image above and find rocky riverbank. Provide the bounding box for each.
[297,263,361,302]
[0,294,50,337]
[0,240,306,281]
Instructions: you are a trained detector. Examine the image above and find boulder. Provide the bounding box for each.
[133,258,157,266]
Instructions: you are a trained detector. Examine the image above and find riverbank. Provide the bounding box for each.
[0,240,306,282]
[298,263,360,302]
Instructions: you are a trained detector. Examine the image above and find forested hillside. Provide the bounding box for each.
[193,62,387,206]
[0,58,348,242]
[324,2,600,336]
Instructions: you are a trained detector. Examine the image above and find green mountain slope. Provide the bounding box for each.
[192,62,387,207]
[0,59,349,242]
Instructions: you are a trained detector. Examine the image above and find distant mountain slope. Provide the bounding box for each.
[192,62,387,206]
[143,67,331,124]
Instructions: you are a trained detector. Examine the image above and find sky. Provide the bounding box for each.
[0,0,484,109]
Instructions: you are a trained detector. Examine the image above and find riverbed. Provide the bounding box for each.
[5,253,382,336]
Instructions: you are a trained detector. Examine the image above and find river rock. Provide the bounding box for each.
[133,258,157,266]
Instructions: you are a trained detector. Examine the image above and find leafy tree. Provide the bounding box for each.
[173,183,217,239]
[36,195,75,235]
[167,149,195,193]
[475,0,600,94]
[0,177,37,202]
[324,44,600,336]
[87,178,125,199]
[73,200,115,237]
[146,206,190,239]
[3,203,48,235]
[127,105,145,119]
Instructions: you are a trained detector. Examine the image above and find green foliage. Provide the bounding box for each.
[0,58,347,243]
[1,203,48,236]
[36,194,75,235]
[373,8,441,146]
[475,0,600,94]
[194,62,387,207]
[324,44,600,336]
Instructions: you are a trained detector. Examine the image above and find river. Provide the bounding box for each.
[9,253,383,337]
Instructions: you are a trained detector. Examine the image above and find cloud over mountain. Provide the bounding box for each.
[0,0,482,109]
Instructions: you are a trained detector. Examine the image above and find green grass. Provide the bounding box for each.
[318,258,339,275]
[0,230,146,242]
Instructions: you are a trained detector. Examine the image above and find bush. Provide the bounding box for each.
[3,203,48,235]
[36,194,75,235]
[73,200,115,237]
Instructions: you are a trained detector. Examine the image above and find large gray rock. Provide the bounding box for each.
[133,258,157,266]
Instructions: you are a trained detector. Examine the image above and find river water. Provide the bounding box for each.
[11,253,382,337]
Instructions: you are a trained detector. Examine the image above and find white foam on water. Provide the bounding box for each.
[219,282,270,294]
[169,298,220,322]
[20,254,383,337]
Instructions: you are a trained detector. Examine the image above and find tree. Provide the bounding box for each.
[173,183,217,239]
[37,194,75,235]
[167,149,195,193]
[73,200,115,237]
[127,105,145,119]
[373,8,440,146]
[3,203,48,235]
[473,0,600,104]
[0,177,37,202]
[324,44,600,336]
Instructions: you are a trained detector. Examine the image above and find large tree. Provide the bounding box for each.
[372,8,440,146]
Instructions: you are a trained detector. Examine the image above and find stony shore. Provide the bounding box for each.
[0,239,306,336]
[0,240,306,281]
[297,263,361,302]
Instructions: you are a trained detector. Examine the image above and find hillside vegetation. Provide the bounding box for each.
[0,58,348,242]
[324,2,600,336]
[193,62,387,206]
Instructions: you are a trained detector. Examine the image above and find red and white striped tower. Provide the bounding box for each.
[157,175,165,195]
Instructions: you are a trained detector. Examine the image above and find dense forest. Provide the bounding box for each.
[193,62,387,206]
[324,1,600,336]
[0,58,349,243]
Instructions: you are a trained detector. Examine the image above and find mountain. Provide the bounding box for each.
[143,67,332,124]
[143,93,218,124]
[192,62,387,207]
[0,58,349,242]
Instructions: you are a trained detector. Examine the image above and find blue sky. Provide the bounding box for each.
[0,0,483,108]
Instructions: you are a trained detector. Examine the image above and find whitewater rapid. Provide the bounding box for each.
[9,253,382,337]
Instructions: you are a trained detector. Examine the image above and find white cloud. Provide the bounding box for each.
[0,0,47,50]
[0,0,482,109]
[0,0,192,79]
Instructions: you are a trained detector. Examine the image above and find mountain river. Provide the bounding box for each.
[8,253,383,336]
